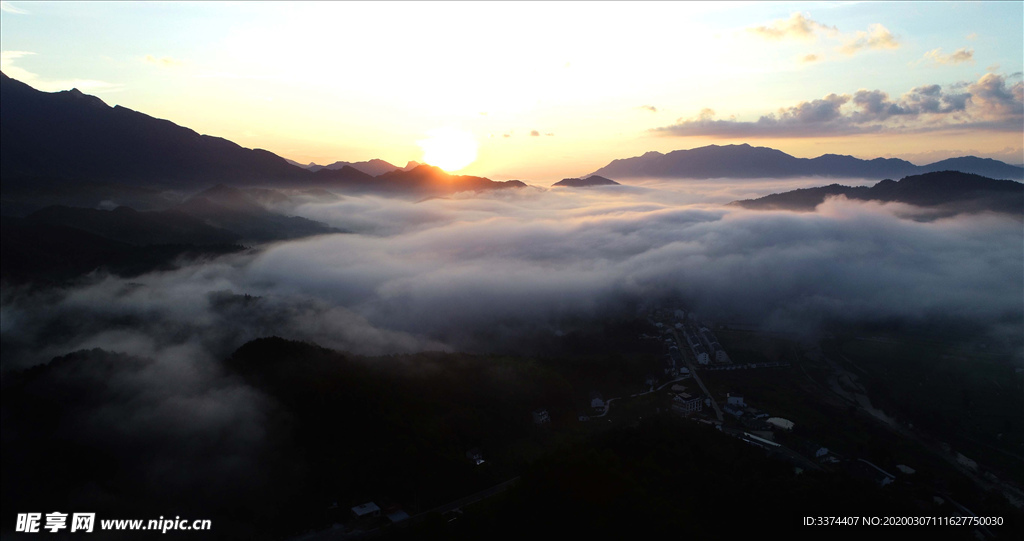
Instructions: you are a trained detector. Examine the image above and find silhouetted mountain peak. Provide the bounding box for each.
[373,164,525,193]
[59,87,110,109]
[410,164,447,176]
[0,73,311,186]
[552,175,620,187]
[314,158,401,176]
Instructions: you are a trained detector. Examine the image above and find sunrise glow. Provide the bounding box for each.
[417,127,478,172]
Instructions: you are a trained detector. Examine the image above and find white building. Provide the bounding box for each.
[672,394,703,415]
[351,502,381,519]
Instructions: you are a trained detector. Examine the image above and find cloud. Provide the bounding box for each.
[747,15,898,61]
[651,73,1023,138]
[966,32,978,40]
[921,47,975,66]
[144,54,184,67]
[1,50,120,92]
[6,187,1020,370]
[748,12,837,40]
[968,72,1024,120]
[640,105,658,113]
[530,130,540,136]
[0,1,28,14]
[0,50,36,82]
[653,95,861,138]
[839,23,899,55]
[251,193,1024,357]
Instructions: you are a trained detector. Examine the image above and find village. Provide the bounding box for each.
[563,308,904,488]
[299,307,1014,540]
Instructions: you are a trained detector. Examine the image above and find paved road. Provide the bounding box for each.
[592,375,692,418]
[673,329,723,421]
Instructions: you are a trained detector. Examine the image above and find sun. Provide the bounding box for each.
[417,127,478,172]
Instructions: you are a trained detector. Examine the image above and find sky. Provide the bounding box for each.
[1,1,1022,181]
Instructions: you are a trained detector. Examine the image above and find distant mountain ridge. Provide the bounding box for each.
[0,73,514,196]
[731,171,1024,215]
[372,164,527,194]
[293,158,403,177]
[552,175,620,187]
[0,72,305,186]
[589,144,1024,181]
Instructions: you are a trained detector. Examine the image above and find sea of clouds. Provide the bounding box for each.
[3,179,1021,370]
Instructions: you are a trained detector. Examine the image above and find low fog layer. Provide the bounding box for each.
[2,180,1020,522]
[3,181,1021,370]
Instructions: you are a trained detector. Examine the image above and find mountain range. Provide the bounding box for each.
[287,158,422,176]
[0,72,303,187]
[730,171,1024,215]
[0,72,519,196]
[589,144,1024,181]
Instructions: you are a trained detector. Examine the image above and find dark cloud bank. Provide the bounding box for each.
[2,184,1021,536]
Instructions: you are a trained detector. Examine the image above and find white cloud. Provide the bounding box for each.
[840,23,899,55]
[920,47,975,66]
[143,54,184,67]
[0,1,29,14]
[1,50,121,92]
[748,12,838,41]
[747,14,900,62]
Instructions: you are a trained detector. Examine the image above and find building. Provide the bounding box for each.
[351,502,381,519]
[766,417,794,431]
[726,394,746,407]
[672,393,703,415]
[797,440,829,458]
[590,391,605,410]
[465,448,485,466]
[723,405,744,417]
[532,409,551,425]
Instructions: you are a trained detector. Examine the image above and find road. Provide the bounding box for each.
[672,329,723,422]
